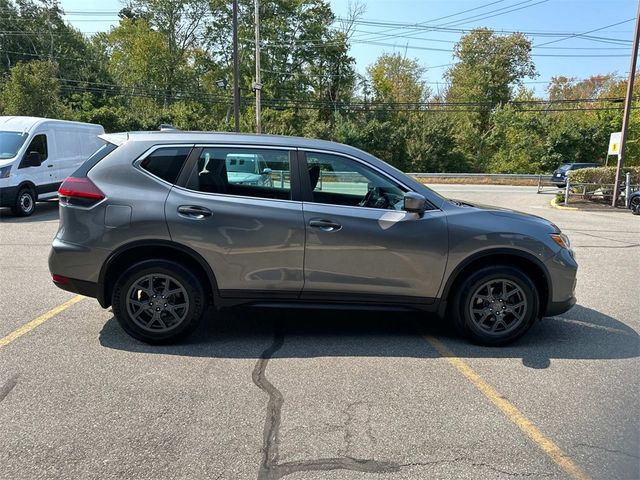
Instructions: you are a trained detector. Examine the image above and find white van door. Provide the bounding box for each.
[20,132,58,195]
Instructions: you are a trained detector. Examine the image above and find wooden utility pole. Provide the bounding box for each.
[232,0,240,133]
[612,0,640,206]
[254,0,262,134]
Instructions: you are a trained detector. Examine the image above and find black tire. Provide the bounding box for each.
[452,265,539,346]
[11,187,36,217]
[112,260,206,344]
[631,196,640,215]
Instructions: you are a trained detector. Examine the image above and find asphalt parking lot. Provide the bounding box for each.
[0,185,638,480]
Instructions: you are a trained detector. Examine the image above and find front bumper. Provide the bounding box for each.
[0,185,19,207]
[543,247,578,317]
[545,295,576,316]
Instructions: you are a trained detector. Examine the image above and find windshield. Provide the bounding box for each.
[0,131,28,159]
[226,156,259,174]
[558,164,572,171]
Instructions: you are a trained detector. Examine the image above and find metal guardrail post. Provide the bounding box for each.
[625,172,631,208]
[537,175,542,194]
[319,170,323,190]
[280,170,284,188]
[564,179,570,206]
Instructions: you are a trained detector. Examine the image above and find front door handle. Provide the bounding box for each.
[309,219,342,232]
[177,205,212,219]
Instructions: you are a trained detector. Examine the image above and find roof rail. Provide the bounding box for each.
[159,124,179,132]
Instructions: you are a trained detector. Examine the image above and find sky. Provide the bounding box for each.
[57,0,638,97]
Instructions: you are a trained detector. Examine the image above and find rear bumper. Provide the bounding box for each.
[52,276,99,298]
[0,185,19,207]
[49,238,110,303]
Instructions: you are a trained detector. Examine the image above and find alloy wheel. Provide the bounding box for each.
[468,279,528,336]
[126,274,190,332]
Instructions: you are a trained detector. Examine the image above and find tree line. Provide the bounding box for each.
[0,0,637,173]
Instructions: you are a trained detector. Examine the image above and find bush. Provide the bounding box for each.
[568,166,640,185]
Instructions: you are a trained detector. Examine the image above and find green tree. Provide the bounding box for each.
[368,53,428,104]
[0,60,64,117]
[446,28,537,169]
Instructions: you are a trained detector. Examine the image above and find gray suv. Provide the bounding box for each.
[49,132,577,346]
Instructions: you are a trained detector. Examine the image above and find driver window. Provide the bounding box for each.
[305,152,406,210]
[26,134,48,160]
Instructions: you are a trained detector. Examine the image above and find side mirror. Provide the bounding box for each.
[262,168,272,175]
[403,191,427,214]
[23,151,42,167]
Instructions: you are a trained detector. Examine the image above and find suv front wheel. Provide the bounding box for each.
[452,265,539,346]
[112,260,205,344]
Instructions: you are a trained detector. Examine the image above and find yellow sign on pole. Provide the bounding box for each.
[608,132,621,155]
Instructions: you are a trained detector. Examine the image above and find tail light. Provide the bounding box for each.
[58,176,105,207]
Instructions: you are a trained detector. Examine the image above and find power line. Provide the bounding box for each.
[535,18,637,47]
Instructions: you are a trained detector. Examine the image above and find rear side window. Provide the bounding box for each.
[72,143,117,177]
[140,147,191,184]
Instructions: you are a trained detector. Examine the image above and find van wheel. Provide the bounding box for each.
[111,260,205,344]
[452,265,539,346]
[11,187,36,216]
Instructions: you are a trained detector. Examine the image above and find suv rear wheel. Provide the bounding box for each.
[452,265,539,346]
[112,260,205,344]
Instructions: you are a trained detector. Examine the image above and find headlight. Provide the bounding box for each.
[0,166,11,179]
[550,233,571,249]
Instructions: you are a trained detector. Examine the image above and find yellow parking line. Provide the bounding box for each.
[424,335,591,480]
[0,295,85,348]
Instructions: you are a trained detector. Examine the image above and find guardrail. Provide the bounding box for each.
[409,173,551,181]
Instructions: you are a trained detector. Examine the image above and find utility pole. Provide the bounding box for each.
[254,0,262,134]
[232,0,240,133]
[612,0,640,207]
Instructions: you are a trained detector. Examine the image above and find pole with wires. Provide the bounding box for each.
[254,0,262,134]
[232,0,240,133]
[612,0,639,207]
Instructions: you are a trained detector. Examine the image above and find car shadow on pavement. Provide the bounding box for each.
[98,304,638,369]
[0,201,59,223]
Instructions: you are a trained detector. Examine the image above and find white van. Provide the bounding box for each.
[0,116,105,216]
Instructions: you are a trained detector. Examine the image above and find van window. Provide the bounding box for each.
[0,131,28,159]
[140,147,191,184]
[25,134,48,161]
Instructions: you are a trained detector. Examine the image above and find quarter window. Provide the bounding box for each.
[140,147,191,184]
[184,148,291,201]
[304,152,406,210]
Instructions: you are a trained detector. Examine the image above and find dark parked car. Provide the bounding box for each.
[629,190,640,215]
[49,132,577,346]
[552,163,601,188]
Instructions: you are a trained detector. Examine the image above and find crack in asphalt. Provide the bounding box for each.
[575,443,640,459]
[0,374,18,402]
[252,324,400,480]
[251,325,555,479]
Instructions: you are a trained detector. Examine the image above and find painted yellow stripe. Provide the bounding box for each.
[424,335,591,480]
[0,295,84,348]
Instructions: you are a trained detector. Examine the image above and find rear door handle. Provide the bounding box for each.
[309,219,342,232]
[177,205,212,219]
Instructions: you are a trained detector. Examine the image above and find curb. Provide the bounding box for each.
[549,197,578,211]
